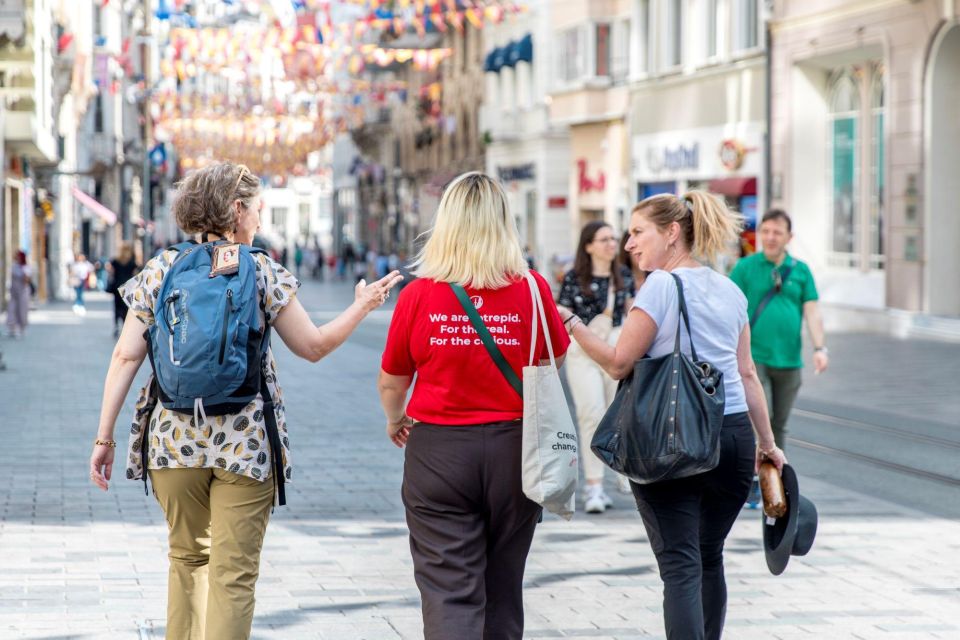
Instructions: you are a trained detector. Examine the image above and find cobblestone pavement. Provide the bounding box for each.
[0,280,957,639]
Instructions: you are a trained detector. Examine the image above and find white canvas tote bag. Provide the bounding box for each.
[521,272,579,520]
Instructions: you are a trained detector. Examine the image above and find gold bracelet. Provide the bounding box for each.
[94,439,117,448]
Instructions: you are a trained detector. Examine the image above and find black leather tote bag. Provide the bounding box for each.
[591,273,726,484]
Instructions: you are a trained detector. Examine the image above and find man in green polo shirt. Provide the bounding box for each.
[731,209,829,454]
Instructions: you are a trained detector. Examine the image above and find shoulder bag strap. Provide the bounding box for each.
[748,261,795,328]
[669,273,700,363]
[524,272,558,369]
[449,283,523,398]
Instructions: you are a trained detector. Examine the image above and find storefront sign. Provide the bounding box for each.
[719,139,758,171]
[577,159,605,193]
[547,196,567,209]
[633,124,764,182]
[647,143,700,173]
[497,163,535,182]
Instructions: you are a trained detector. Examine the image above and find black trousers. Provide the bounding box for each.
[112,291,128,326]
[631,412,755,640]
[402,421,541,640]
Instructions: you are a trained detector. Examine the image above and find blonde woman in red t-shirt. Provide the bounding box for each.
[378,172,570,640]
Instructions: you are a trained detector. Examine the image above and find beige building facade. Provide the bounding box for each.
[770,0,960,335]
[549,0,633,248]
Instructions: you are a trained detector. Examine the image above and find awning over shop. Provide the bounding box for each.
[485,33,533,73]
[72,186,118,226]
[708,177,757,197]
[503,41,519,68]
[512,33,533,65]
[484,49,500,73]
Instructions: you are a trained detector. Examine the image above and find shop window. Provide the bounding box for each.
[558,26,585,84]
[663,0,683,68]
[734,0,760,52]
[706,0,719,59]
[828,71,860,264]
[611,18,631,82]
[826,64,885,271]
[869,69,885,268]
[633,0,651,75]
[595,23,611,77]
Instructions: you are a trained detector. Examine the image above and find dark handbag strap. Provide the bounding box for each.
[669,273,700,363]
[449,283,523,397]
[749,261,794,328]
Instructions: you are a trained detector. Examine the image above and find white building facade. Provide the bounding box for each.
[482,0,572,278]
[628,0,767,272]
[770,0,960,337]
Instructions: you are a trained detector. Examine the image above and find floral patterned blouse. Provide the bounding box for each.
[557,267,635,328]
[120,248,300,483]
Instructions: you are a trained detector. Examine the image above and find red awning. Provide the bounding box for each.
[708,177,757,197]
[72,186,118,226]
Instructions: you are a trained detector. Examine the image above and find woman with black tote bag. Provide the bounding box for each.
[557,191,787,640]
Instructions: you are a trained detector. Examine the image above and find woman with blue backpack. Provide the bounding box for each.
[87,161,402,640]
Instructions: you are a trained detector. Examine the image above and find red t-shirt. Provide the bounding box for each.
[381,271,570,425]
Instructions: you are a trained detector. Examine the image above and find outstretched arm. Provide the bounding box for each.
[273,271,403,362]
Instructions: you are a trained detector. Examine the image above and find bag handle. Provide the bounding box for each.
[524,272,557,369]
[449,283,523,397]
[669,273,700,363]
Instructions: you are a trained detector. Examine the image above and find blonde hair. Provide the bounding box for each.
[116,242,134,263]
[634,190,743,263]
[412,172,527,289]
[172,162,260,236]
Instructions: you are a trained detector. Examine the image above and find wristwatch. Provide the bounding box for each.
[814,346,829,355]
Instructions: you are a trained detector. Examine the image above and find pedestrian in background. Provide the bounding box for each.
[559,191,786,640]
[88,161,401,640]
[69,253,94,316]
[730,209,828,450]
[620,229,648,290]
[294,242,304,279]
[557,221,635,513]
[315,242,325,281]
[106,242,139,338]
[378,172,569,640]
[730,208,826,508]
[6,250,31,338]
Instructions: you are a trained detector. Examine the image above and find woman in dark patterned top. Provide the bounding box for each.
[557,221,634,513]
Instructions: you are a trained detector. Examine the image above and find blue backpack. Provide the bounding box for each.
[142,240,286,505]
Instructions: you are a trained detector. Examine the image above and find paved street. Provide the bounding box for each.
[0,278,958,639]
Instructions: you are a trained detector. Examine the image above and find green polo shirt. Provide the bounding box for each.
[729,252,818,369]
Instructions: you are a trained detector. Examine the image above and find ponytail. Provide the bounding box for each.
[633,190,742,263]
[682,190,743,263]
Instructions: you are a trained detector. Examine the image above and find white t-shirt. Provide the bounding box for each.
[632,267,749,414]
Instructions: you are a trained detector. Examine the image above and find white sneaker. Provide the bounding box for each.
[584,485,610,514]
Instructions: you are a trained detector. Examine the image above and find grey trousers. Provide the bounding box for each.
[754,363,803,449]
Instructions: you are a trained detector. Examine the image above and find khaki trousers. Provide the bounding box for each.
[150,468,274,640]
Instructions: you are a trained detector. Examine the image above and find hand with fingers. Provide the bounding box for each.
[755,442,787,474]
[387,415,414,448]
[355,270,405,312]
[90,440,116,491]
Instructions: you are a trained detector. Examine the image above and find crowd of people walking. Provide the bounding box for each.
[80,162,824,640]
